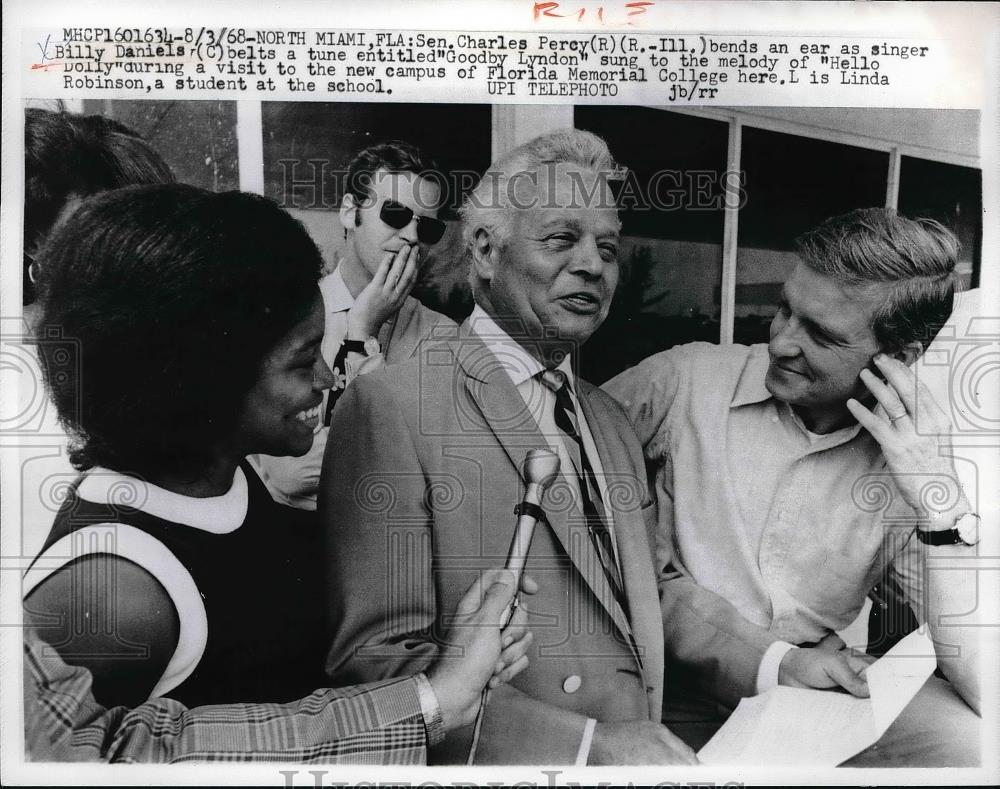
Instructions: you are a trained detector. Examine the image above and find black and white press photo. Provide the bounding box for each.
[2,1,998,786]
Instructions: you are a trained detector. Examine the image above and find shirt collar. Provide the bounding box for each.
[76,466,249,534]
[730,344,864,445]
[468,304,575,390]
[319,265,354,313]
[786,404,863,445]
[730,344,774,408]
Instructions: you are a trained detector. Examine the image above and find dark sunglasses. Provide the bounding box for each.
[379,199,446,245]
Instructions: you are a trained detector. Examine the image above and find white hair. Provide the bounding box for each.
[461,128,620,301]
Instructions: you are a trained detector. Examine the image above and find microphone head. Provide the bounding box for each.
[523,448,560,490]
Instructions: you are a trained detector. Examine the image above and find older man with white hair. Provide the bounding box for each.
[319,129,879,765]
[321,129,699,764]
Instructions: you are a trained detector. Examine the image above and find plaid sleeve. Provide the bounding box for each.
[25,629,428,765]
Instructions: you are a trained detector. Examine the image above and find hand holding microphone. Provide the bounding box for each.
[425,568,536,732]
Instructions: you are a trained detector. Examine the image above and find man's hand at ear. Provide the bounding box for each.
[848,354,972,530]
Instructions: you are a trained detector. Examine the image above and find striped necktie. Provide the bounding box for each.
[538,368,628,617]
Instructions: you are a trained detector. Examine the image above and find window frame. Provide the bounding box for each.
[74,100,982,346]
[593,105,981,343]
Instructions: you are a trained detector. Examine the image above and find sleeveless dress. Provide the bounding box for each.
[24,461,329,707]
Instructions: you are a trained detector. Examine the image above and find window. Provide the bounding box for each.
[575,107,729,382]
[734,127,890,345]
[261,101,491,321]
[261,101,491,213]
[898,156,982,289]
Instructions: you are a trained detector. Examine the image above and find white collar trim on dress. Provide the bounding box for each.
[76,466,249,534]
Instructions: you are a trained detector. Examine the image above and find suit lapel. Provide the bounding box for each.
[456,330,545,475]
[456,326,638,662]
[576,384,649,667]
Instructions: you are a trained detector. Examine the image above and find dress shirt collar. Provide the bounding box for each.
[730,344,862,445]
[319,264,354,313]
[730,345,774,408]
[467,304,575,390]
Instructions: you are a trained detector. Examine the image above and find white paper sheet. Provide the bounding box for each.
[698,628,938,766]
[866,627,939,736]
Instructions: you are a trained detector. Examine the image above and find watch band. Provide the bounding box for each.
[915,528,964,546]
[917,512,980,546]
[336,337,379,368]
[342,338,377,356]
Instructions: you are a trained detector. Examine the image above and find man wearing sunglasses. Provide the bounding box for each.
[253,140,454,511]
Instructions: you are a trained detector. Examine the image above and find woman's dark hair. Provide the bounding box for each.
[36,184,323,478]
[23,108,175,304]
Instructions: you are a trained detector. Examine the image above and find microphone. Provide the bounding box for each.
[467,447,560,764]
[499,448,561,627]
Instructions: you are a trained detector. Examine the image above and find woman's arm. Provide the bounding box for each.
[24,555,179,708]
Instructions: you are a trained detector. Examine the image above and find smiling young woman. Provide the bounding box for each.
[23,185,338,708]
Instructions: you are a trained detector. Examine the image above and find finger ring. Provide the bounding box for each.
[889,411,907,424]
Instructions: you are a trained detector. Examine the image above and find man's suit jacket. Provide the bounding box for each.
[320,320,664,764]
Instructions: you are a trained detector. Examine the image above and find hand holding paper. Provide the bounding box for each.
[699,628,939,766]
[778,645,872,697]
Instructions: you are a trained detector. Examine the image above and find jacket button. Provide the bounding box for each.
[562,675,582,694]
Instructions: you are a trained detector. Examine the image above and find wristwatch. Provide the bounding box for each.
[916,511,981,546]
[342,336,381,357]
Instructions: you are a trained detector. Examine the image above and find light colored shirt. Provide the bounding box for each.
[604,342,929,647]
[24,626,441,763]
